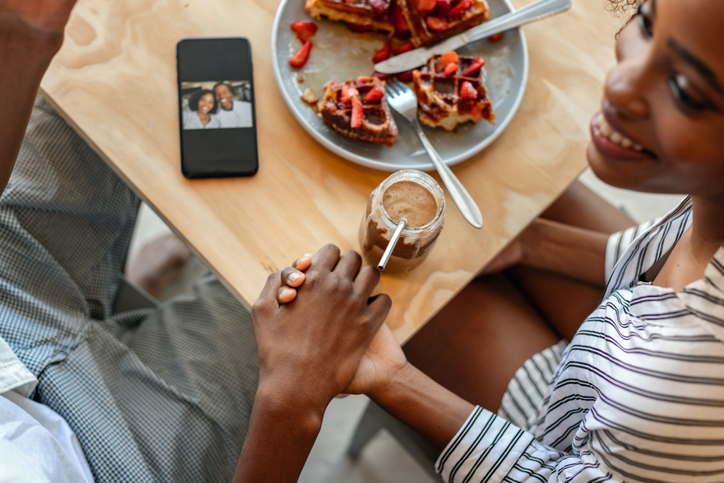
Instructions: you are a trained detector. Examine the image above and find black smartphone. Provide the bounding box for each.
[177,38,258,179]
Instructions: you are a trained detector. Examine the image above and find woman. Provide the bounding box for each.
[183,89,220,129]
[270,0,724,481]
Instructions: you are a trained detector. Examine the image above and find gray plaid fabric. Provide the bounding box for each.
[0,96,259,482]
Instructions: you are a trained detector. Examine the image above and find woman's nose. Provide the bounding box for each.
[604,54,651,121]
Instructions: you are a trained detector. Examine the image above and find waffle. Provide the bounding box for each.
[305,0,395,34]
[412,53,495,131]
[397,0,491,47]
[318,76,399,146]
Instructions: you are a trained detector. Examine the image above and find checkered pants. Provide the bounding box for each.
[0,96,259,482]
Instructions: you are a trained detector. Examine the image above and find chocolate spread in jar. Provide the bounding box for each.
[359,171,445,273]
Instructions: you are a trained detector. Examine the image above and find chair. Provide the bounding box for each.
[348,400,442,481]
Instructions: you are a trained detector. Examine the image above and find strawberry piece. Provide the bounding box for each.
[462,57,485,76]
[449,0,473,19]
[341,84,360,103]
[356,76,373,83]
[364,87,385,103]
[425,16,449,32]
[290,21,318,40]
[460,81,477,100]
[394,7,409,32]
[436,0,451,17]
[470,104,483,121]
[393,42,414,56]
[396,70,413,82]
[289,40,312,68]
[436,51,459,70]
[370,0,389,15]
[372,71,393,80]
[489,32,504,42]
[443,62,458,77]
[351,97,363,128]
[347,23,375,32]
[373,41,392,63]
[417,0,436,14]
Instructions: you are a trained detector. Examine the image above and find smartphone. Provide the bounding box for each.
[177,38,258,179]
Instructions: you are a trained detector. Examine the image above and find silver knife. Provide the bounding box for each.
[374,0,571,74]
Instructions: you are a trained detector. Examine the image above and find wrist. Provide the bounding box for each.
[0,16,65,64]
[367,361,416,403]
[256,375,329,426]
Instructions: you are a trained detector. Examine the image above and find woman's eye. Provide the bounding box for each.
[670,74,707,111]
[637,4,653,39]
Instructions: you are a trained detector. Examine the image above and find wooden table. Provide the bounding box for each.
[40,0,619,344]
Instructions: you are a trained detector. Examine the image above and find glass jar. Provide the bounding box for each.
[359,169,445,273]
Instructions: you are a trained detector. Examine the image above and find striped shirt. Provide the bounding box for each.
[436,196,724,482]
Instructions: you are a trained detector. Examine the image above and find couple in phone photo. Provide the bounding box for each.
[183,81,253,130]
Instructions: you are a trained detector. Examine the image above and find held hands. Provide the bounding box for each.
[251,245,392,413]
[278,249,408,398]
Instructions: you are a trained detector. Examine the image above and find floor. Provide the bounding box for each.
[127,168,684,483]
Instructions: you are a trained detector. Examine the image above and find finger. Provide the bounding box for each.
[333,250,362,279]
[354,265,381,298]
[310,244,341,272]
[364,294,393,343]
[277,286,298,304]
[281,266,306,287]
[257,271,283,302]
[292,253,313,272]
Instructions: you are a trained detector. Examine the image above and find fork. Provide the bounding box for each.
[385,78,483,229]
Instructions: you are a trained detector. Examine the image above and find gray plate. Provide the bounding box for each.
[271,0,528,172]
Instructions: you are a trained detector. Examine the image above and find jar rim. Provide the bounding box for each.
[378,169,445,232]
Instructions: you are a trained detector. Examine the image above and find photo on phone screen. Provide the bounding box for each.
[177,38,258,179]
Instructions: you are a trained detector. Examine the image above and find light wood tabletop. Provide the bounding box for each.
[40,0,620,344]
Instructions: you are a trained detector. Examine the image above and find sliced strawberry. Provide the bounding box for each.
[436,0,451,17]
[449,0,473,18]
[393,42,414,56]
[443,62,458,77]
[436,51,459,70]
[489,32,504,42]
[364,87,385,103]
[396,70,413,82]
[417,0,436,14]
[462,57,485,76]
[356,76,373,83]
[290,21,318,40]
[347,22,375,32]
[373,41,392,63]
[289,40,312,68]
[341,84,360,103]
[426,16,449,32]
[470,104,483,121]
[394,7,409,32]
[460,81,477,100]
[351,97,364,128]
[372,71,393,80]
[370,0,389,15]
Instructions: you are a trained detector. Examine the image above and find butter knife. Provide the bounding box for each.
[374,0,571,74]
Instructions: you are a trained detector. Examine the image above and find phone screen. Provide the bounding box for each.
[177,38,258,178]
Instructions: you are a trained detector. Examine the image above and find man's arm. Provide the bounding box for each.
[0,1,77,193]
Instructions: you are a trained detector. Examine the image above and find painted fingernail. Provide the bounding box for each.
[289,272,300,283]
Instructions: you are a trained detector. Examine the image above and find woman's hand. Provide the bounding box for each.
[0,0,78,38]
[252,244,392,414]
[277,251,408,397]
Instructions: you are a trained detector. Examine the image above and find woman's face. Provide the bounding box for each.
[197,93,214,115]
[587,0,724,197]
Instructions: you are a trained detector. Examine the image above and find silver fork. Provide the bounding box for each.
[385,78,483,229]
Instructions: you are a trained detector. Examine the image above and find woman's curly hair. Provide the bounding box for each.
[606,0,642,17]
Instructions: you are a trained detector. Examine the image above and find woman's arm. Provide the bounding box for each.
[486,218,610,287]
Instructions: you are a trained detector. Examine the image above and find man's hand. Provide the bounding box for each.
[252,244,392,412]
[277,252,408,398]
